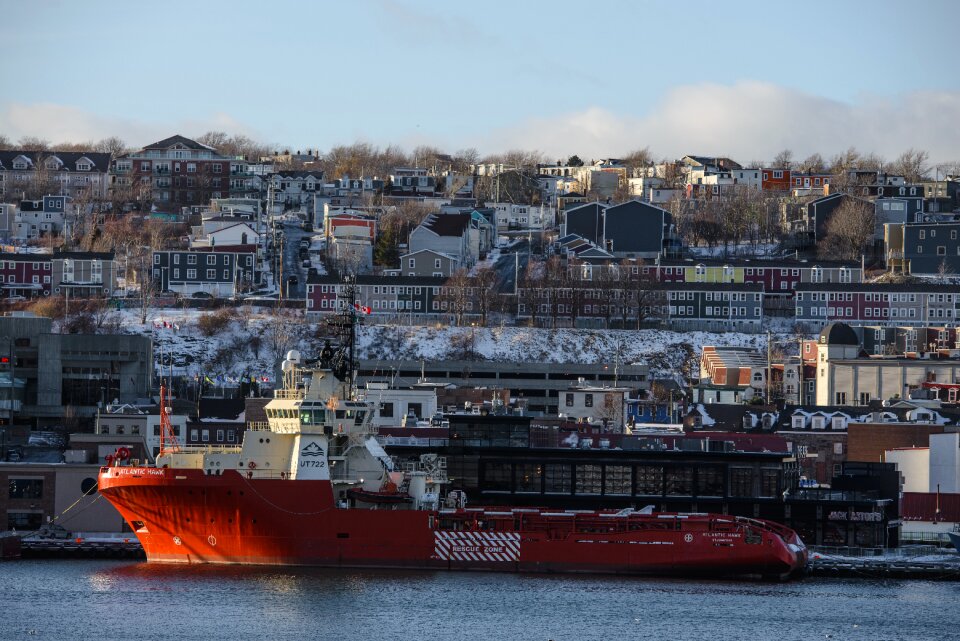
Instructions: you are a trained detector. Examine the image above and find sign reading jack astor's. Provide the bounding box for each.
[828,511,883,522]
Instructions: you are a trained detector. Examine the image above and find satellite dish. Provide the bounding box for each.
[281,359,294,372]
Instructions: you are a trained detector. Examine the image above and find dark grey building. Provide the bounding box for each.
[902,222,960,276]
[0,313,152,426]
[152,250,255,298]
[665,283,765,331]
[563,202,606,246]
[564,200,675,259]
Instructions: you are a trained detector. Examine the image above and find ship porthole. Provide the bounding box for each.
[207,535,217,546]
[173,536,182,546]
[684,533,694,543]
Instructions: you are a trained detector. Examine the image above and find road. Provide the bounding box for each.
[493,239,531,294]
[276,220,310,299]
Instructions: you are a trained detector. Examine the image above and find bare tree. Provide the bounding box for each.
[18,136,50,150]
[471,266,499,326]
[818,198,875,261]
[439,269,473,326]
[0,134,12,150]
[95,136,129,160]
[621,147,654,177]
[891,148,930,183]
[798,153,826,173]
[936,258,955,284]
[772,149,794,169]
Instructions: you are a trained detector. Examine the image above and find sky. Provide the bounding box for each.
[0,0,957,164]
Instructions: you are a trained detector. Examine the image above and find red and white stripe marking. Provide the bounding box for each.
[433,531,520,563]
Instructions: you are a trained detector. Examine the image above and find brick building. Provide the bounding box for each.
[114,134,234,207]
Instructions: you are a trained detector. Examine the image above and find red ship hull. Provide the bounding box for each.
[99,467,807,579]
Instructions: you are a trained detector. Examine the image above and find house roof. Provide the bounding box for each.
[53,250,115,260]
[307,274,448,286]
[0,150,111,172]
[421,213,471,237]
[273,170,324,179]
[399,248,456,261]
[796,282,960,292]
[820,322,859,346]
[143,135,215,151]
[682,155,743,171]
[565,202,608,216]
[605,199,669,217]
[658,258,859,269]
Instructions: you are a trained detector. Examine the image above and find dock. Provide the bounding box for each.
[19,535,145,560]
[808,546,960,580]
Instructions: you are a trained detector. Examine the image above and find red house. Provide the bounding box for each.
[761,168,791,191]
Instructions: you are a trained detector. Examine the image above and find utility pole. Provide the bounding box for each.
[766,329,772,404]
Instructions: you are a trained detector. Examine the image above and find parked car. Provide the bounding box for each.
[35,523,71,539]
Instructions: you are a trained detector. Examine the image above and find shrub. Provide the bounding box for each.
[196,308,235,337]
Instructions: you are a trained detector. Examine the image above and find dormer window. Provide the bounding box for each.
[77,162,90,171]
[831,417,846,430]
[792,416,805,429]
[811,416,825,430]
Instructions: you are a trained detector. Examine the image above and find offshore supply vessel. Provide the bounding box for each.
[98,351,808,579]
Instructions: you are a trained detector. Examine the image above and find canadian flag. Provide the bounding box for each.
[353,302,371,315]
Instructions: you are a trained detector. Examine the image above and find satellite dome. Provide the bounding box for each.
[286,349,301,363]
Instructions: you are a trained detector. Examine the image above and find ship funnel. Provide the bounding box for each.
[286,350,302,363]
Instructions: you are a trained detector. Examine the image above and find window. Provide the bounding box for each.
[938,246,946,256]
[575,465,602,494]
[187,254,197,264]
[759,470,780,498]
[665,468,693,495]
[516,463,542,493]
[206,269,215,279]
[729,468,755,497]
[154,254,160,265]
[696,467,724,497]
[483,463,512,492]
[544,464,572,494]
[634,466,663,495]
[835,392,846,405]
[584,393,593,407]
[8,478,43,499]
[187,269,196,279]
[564,393,574,407]
[409,258,415,268]
[604,465,631,495]
[207,255,216,265]
[212,163,222,173]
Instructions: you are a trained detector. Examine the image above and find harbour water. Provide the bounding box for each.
[0,560,957,641]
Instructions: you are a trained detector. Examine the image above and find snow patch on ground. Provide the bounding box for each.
[110,306,798,381]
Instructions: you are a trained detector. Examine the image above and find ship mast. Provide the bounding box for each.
[158,384,181,455]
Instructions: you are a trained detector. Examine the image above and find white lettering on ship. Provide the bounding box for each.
[433,531,520,563]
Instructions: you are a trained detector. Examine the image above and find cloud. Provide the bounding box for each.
[0,102,262,148]
[477,81,960,165]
